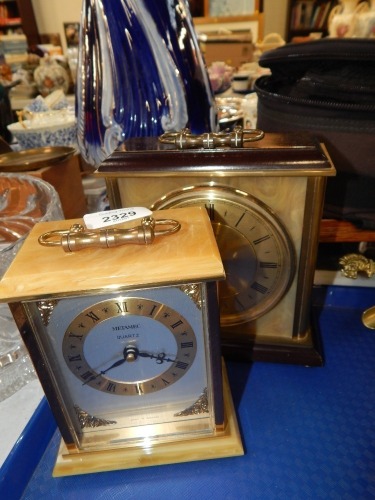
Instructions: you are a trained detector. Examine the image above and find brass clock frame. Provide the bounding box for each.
[97,132,336,366]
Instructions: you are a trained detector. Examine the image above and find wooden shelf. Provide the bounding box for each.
[0,0,39,46]
[286,0,338,41]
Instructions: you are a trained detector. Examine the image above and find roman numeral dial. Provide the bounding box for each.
[62,296,197,395]
[152,184,296,325]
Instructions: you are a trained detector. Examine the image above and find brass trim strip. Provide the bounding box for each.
[293,177,327,339]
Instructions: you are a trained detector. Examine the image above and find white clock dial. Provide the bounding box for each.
[62,297,197,396]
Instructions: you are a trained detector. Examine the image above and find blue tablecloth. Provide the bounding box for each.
[2,285,375,499]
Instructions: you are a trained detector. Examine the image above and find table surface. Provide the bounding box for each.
[0,379,44,469]
[1,285,375,500]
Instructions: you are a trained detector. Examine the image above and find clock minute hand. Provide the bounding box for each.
[95,345,141,375]
[82,345,137,385]
[101,357,127,374]
[82,357,127,385]
[82,347,175,386]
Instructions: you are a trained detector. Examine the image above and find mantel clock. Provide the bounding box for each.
[0,207,243,476]
[97,129,336,366]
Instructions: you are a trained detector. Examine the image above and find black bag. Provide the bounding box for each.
[255,38,375,229]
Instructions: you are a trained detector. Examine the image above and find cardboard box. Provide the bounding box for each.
[29,154,87,219]
[200,34,254,67]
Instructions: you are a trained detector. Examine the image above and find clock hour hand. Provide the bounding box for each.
[137,350,176,364]
[125,346,175,364]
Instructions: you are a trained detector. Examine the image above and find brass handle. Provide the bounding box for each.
[38,216,181,252]
[159,126,265,149]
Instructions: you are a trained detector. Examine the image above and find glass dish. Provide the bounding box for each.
[0,173,63,401]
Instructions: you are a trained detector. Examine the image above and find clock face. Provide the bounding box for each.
[62,297,197,396]
[152,184,296,326]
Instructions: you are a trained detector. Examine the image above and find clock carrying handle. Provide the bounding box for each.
[38,216,181,252]
[159,126,265,149]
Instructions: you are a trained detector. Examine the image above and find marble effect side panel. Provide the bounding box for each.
[0,207,225,301]
[117,175,306,251]
[116,175,308,340]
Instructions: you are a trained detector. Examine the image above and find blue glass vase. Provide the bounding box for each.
[77,0,217,167]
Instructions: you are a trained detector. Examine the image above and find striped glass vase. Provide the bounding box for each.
[76,0,216,167]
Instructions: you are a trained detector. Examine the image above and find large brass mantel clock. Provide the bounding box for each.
[97,129,336,366]
[0,207,243,476]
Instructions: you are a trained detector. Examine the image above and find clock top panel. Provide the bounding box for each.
[97,132,336,178]
[0,207,224,302]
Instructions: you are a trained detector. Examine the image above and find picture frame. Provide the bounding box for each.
[63,22,79,48]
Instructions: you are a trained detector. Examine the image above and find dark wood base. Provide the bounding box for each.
[222,313,323,367]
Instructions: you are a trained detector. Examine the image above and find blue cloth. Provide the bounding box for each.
[3,286,375,499]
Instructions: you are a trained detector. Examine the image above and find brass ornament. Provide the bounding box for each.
[37,299,59,326]
[74,405,117,429]
[174,388,209,417]
[179,283,202,310]
[339,253,375,279]
[339,253,375,330]
[362,306,375,330]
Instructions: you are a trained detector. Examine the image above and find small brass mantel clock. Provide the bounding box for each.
[97,129,336,366]
[0,207,243,476]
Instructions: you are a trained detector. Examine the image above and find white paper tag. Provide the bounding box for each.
[83,207,153,229]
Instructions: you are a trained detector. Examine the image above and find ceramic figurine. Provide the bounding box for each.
[353,0,375,36]
[34,56,70,97]
[328,0,366,37]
